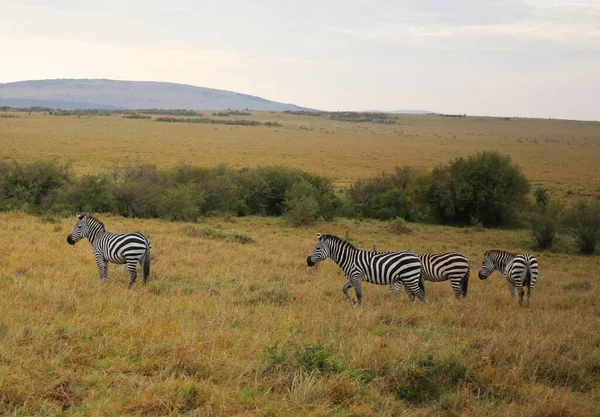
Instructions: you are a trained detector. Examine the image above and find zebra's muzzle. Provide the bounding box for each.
[307,256,316,267]
[66,234,75,245]
[478,271,487,280]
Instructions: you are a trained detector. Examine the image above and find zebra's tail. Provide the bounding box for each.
[524,263,531,289]
[418,272,425,294]
[461,266,471,297]
[143,246,151,283]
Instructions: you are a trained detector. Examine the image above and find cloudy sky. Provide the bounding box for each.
[1,0,599,120]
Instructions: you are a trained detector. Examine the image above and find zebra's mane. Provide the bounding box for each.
[485,249,516,257]
[85,215,106,232]
[320,234,357,250]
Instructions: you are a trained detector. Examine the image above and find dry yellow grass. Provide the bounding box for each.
[1,112,599,415]
[1,112,599,197]
[0,212,599,416]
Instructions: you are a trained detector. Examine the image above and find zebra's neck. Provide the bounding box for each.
[86,218,106,244]
[491,251,515,273]
[328,240,368,275]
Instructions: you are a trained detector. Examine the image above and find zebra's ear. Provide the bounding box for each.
[76,213,84,220]
[317,233,322,240]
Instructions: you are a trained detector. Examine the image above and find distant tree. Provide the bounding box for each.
[420,151,530,226]
[562,200,600,254]
[529,188,562,249]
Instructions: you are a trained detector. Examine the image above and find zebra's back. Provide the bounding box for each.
[356,251,421,285]
[419,252,470,282]
[97,232,151,264]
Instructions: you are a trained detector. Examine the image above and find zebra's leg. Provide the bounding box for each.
[389,281,402,295]
[95,254,107,282]
[508,282,515,298]
[412,284,426,303]
[404,284,415,303]
[526,286,532,307]
[342,281,354,304]
[516,282,525,306]
[126,259,138,289]
[353,280,363,306]
[450,278,462,298]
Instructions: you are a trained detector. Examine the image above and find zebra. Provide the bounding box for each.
[389,252,471,298]
[306,233,424,305]
[478,250,539,306]
[66,213,152,289]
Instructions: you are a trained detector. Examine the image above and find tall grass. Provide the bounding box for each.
[0,212,598,415]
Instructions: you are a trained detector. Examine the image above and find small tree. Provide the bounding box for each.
[157,185,203,222]
[284,180,320,227]
[529,188,562,249]
[562,200,600,254]
[422,151,530,226]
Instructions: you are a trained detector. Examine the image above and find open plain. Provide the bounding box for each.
[0,111,600,416]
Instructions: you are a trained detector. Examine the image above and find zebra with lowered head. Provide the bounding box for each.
[307,233,424,305]
[478,249,538,306]
[389,252,471,298]
[67,213,152,288]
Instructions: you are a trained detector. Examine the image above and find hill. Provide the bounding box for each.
[0,79,310,111]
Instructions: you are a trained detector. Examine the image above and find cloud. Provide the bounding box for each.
[332,1,600,47]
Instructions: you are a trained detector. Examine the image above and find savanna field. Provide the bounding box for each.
[1,111,600,416]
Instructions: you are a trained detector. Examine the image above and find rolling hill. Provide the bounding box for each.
[0,79,310,111]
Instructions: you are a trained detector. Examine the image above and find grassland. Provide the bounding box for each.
[0,112,600,416]
[1,111,599,197]
[1,212,599,416]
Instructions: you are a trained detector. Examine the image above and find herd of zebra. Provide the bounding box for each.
[66,214,539,306]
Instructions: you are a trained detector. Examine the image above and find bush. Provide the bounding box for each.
[294,342,344,374]
[284,180,321,226]
[0,159,71,211]
[562,200,600,254]
[56,174,117,213]
[529,188,563,249]
[420,151,530,226]
[112,163,164,218]
[252,166,338,218]
[345,166,423,221]
[157,185,203,221]
[391,355,467,404]
[388,218,412,235]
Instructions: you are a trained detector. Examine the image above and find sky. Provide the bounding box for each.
[1,0,599,120]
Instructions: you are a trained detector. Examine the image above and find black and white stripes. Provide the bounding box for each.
[67,214,151,288]
[478,250,539,306]
[306,233,423,305]
[391,252,471,298]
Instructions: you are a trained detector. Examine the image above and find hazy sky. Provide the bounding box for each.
[1,0,599,120]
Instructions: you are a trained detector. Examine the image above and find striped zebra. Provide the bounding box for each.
[478,250,539,306]
[66,213,152,289]
[306,233,424,305]
[389,253,471,298]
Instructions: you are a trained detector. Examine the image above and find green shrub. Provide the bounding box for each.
[388,218,412,235]
[294,342,344,374]
[252,166,338,218]
[529,192,563,249]
[420,151,529,226]
[562,200,600,254]
[0,159,71,211]
[345,166,424,221]
[113,163,164,218]
[284,180,321,226]
[390,355,467,404]
[55,174,117,213]
[157,185,203,221]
